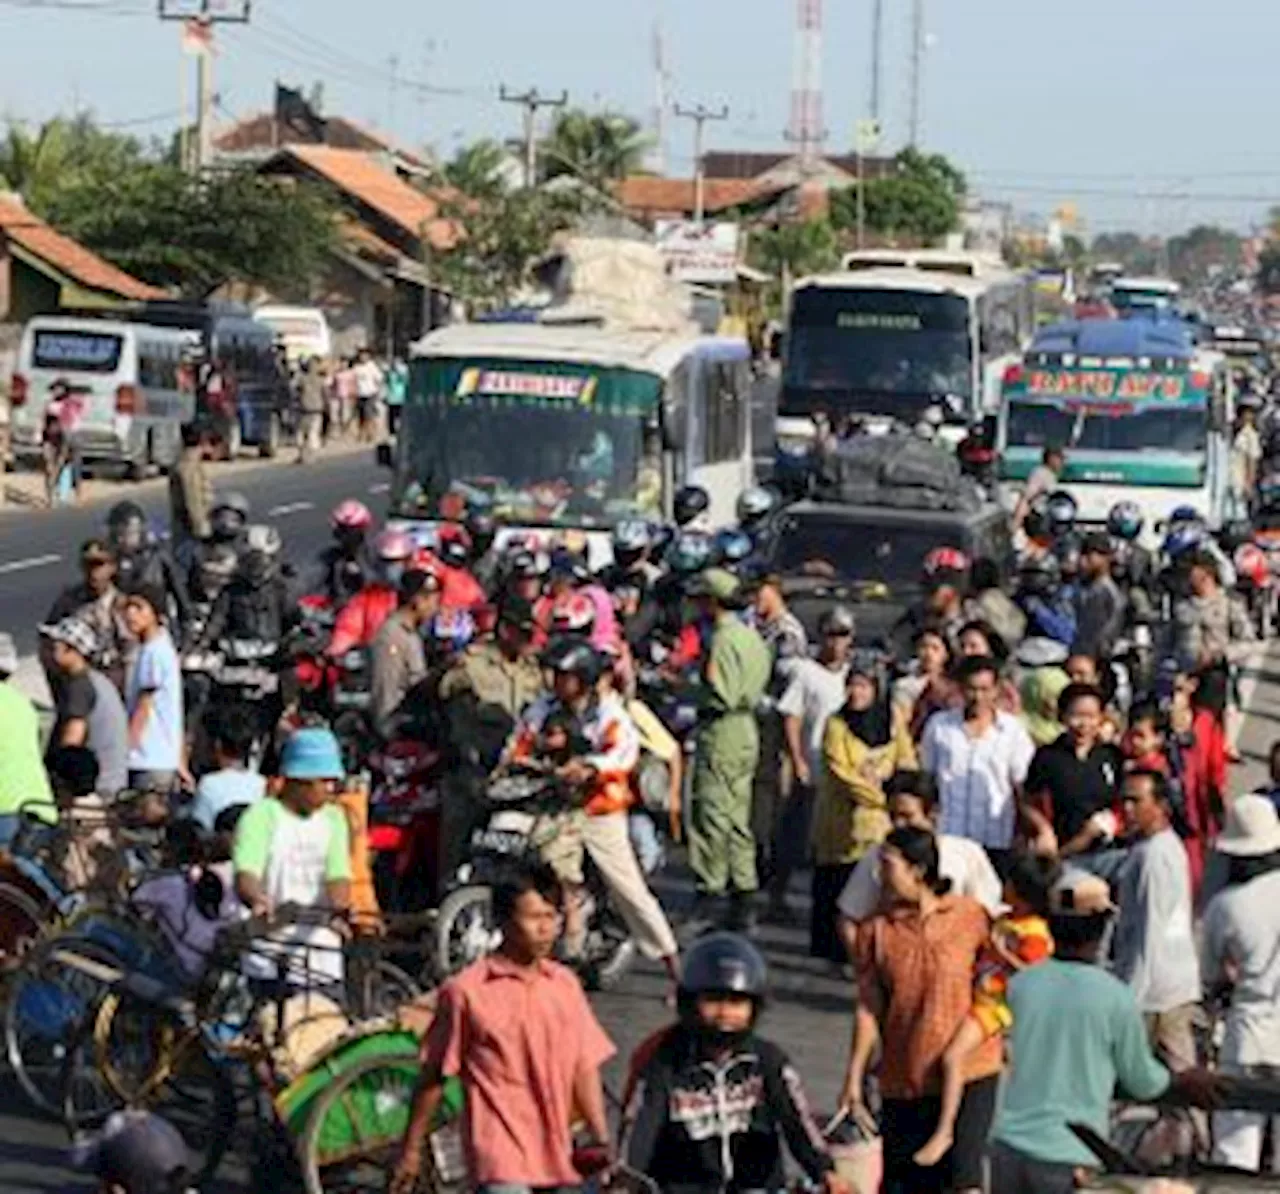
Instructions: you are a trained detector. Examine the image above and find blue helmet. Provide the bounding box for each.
[429,608,476,655]
[1106,501,1143,542]
[1164,523,1207,559]
[713,527,754,567]
[1168,505,1202,528]
[667,531,713,576]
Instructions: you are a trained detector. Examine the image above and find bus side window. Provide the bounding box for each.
[704,359,744,464]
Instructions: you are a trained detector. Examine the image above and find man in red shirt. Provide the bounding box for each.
[393,861,614,1194]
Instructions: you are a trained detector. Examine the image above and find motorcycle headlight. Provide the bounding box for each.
[341,650,366,671]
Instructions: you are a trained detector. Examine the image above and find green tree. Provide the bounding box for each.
[1258,244,1280,294]
[1166,224,1241,286]
[441,138,509,200]
[1091,231,1161,276]
[539,110,650,189]
[831,148,966,245]
[748,220,839,313]
[45,162,337,297]
[431,186,597,311]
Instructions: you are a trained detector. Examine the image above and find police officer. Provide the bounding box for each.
[687,569,771,934]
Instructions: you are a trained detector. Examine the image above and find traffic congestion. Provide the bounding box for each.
[4,233,1280,1194]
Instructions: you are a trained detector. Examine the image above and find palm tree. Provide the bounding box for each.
[539,110,650,189]
[0,118,72,210]
[441,138,510,200]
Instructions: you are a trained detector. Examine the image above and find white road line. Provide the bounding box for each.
[266,501,315,517]
[0,553,62,575]
[368,482,390,495]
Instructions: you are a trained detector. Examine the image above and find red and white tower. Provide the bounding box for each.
[788,0,825,165]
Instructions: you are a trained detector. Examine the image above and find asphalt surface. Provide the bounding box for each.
[0,448,390,659]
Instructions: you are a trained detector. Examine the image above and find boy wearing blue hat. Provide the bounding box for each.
[232,726,351,984]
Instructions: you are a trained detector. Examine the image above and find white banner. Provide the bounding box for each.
[654,220,741,285]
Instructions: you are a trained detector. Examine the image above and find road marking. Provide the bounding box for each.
[0,553,61,575]
[266,501,315,517]
[368,482,390,495]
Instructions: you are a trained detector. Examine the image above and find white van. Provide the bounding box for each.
[253,304,332,365]
[11,316,199,475]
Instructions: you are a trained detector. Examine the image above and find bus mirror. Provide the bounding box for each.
[662,421,684,453]
[375,442,393,469]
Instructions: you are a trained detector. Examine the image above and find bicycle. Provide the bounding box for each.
[59,904,436,1189]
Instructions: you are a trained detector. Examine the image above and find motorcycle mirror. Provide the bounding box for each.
[375,442,393,469]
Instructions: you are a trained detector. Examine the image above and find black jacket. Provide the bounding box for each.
[624,1026,833,1194]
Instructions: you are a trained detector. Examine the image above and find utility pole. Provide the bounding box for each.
[869,0,884,125]
[499,86,568,188]
[159,0,250,173]
[673,102,728,225]
[908,0,924,147]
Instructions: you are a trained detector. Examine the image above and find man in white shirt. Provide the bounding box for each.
[352,349,385,442]
[769,605,853,920]
[1013,445,1064,531]
[1231,402,1263,519]
[919,653,1039,874]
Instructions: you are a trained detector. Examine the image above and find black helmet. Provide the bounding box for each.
[542,638,602,685]
[678,932,768,1023]
[106,500,147,553]
[1045,489,1078,538]
[465,510,497,555]
[210,492,250,543]
[1018,551,1061,598]
[673,484,710,528]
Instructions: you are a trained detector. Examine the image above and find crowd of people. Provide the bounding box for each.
[3,452,1280,1194]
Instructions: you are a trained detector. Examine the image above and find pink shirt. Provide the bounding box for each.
[424,954,615,1186]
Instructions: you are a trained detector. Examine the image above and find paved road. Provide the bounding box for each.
[0,448,389,659]
[2,642,1278,1193]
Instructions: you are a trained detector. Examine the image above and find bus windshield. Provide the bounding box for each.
[392,360,664,528]
[782,287,972,419]
[1006,402,1208,454]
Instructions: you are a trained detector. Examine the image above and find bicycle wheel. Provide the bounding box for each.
[300,1054,463,1194]
[4,934,122,1117]
[61,999,238,1188]
[346,951,421,1020]
[0,879,50,963]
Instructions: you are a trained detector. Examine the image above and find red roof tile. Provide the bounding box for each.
[613,176,770,218]
[0,196,165,301]
[278,146,456,249]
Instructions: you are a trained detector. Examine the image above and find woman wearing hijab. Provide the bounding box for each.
[810,660,916,963]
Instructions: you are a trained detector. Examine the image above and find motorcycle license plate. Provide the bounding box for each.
[220,667,277,691]
[333,690,370,710]
[470,828,526,855]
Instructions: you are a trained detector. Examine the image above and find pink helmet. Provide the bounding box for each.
[331,499,373,532]
[550,592,596,637]
[373,528,414,562]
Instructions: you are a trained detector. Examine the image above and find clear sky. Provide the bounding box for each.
[2,0,1279,236]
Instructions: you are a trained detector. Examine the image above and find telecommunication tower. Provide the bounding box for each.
[787,0,825,165]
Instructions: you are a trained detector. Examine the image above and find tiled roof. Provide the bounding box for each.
[277,146,456,249]
[0,195,165,301]
[613,176,767,217]
[214,112,430,169]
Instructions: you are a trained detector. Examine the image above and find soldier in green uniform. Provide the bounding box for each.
[687,568,772,933]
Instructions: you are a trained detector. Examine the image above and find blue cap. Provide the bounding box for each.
[280,727,344,781]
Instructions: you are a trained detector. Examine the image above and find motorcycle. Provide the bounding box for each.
[432,769,640,990]
[366,738,444,915]
[1235,540,1276,639]
[208,637,281,770]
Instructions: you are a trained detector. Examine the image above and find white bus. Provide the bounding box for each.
[840,247,1010,279]
[384,322,754,565]
[10,316,199,475]
[253,304,333,364]
[1110,276,1180,315]
[777,266,1035,459]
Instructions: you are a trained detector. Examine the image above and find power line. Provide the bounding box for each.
[0,0,146,12]
[499,87,567,187]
